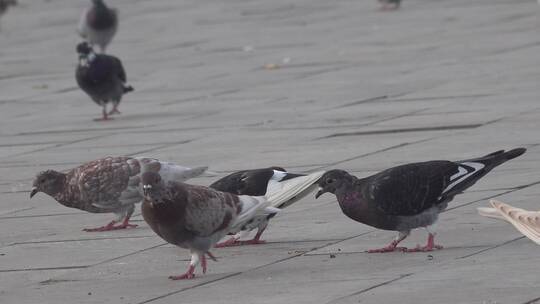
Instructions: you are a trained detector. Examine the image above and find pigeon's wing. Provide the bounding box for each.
[366,161,459,216]
[112,56,126,82]
[181,185,240,237]
[74,157,137,210]
[210,169,274,195]
[209,170,248,194]
[135,157,207,183]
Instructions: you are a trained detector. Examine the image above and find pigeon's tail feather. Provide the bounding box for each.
[266,171,326,209]
[442,148,526,197]
[134,157,207,182]
[460,148,526,170]
[123,85,134,93]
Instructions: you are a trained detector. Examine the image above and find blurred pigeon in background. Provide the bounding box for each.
[76,41,133,121]
[379,0,400,10]
[78,0,117,53]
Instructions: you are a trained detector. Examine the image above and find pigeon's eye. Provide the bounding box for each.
[40,179,46,184]
[326,178,335,184]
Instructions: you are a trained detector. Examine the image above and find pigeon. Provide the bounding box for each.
[141,171,268,280]
[209,167,325,247]
[30,156,208,232]
[77,0,117,53]
[478,199,540,245]
[76,42,133,121]
[379,0,400,10]
[315,148,526,252]
[0,0,16,18]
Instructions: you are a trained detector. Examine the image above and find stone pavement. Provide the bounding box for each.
[1,0,539,303]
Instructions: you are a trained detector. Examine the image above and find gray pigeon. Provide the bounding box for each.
[77,0,117,53]
[76,42,133,121]
[210,167,325,247]
[141,171,268,280]
[30,156,208,232]
[316,148,526,252]
[0,0,16,17]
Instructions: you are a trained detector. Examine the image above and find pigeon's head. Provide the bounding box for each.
[315,170,353,199]
[76,42,93,57]
[141,171,164,198]
[30,170,66,198]
[91,0,105,7]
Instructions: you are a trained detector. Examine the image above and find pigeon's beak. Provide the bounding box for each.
[315,187,325,199]
[142,185,151,196]
[30,187,38,198]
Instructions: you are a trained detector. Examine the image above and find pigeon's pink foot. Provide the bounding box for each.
[237,239,267,245]
[201,255,208,274]
[94,108,113,121]
[402,234,443,252]
[93,116,113,121]
[108,107,121,115]
[215,238,266,247]
[215,238,240,248]
[169,265,196,280]
[366,240,407,253]
[83,220,137,232]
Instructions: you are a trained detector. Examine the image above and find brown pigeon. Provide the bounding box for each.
[316,148,526,252]
[30,157,208,232]
[141,171,268,280]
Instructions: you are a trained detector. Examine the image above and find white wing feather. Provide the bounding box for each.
[266,171,326,208]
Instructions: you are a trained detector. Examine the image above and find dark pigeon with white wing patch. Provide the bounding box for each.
[316,148,526,252]
[76,42,133,121]
[30,156,208,232]
[209,167,306,247]
[141,171,268,280]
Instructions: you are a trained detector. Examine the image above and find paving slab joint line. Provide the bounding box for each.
[324,273,414,304]
[444,179,540,212]
[456,236,525,259]
[523,296,540,304]
[135,232,373,304]
[310,137,435,171]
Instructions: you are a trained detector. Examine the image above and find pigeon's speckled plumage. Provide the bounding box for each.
[76,42,133,121]
[30,157,208,232]
[210,167,324,247]
[78,0,117,53]
[316,148,526,252]
[141,171,268,280]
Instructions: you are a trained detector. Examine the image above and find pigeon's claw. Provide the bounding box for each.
[108,105,121,115]
[365,239,407,253]
[169,265,196,280]
[83,220,137,232]
[402,233,443,252]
